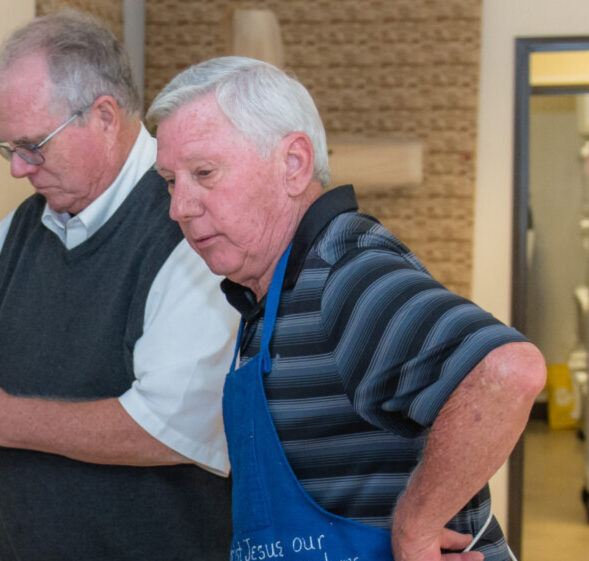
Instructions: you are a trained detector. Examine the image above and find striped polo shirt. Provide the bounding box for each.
[222,185,527,561]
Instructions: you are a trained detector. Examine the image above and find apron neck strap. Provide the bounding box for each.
[229,244,292,374]
[260,244,292,356]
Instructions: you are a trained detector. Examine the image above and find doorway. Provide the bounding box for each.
[512,36,589,559]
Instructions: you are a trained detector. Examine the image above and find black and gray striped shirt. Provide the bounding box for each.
[223,185,526,560]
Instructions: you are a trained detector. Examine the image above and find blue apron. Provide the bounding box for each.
[223,245,394,561]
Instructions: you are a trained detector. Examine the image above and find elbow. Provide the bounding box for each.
[518,343,547,401]
[494,342,547,405]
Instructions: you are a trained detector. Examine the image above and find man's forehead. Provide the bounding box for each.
[179,95,230,131]
[0,52,49,91]
[0,56,52,123]
[158,97,236,151]
[0,96,53,143]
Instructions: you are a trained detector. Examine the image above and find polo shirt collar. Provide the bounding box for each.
[222,184,358,317]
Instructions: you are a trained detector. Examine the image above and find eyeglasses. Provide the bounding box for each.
[0,106,89,166]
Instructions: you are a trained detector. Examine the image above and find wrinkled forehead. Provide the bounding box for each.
[170,93,231,132]
[156,95,245,156]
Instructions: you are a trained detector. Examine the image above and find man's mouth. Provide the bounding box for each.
[193,234,217,247]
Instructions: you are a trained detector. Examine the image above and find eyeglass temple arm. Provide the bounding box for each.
[33,110,84,150]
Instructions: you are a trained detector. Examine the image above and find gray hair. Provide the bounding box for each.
[147,56,330,188]
[0,9,140,118]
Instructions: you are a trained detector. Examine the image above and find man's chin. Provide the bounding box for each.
[44,197,84,216]
[199,252,240,280]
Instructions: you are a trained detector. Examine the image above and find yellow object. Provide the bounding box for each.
[546,364,580,429]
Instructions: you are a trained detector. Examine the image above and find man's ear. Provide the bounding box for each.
[282,132,315,197]
[91,95,120,135]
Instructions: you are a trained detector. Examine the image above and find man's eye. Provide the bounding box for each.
[16,143,38,151]
[197,169,212,177]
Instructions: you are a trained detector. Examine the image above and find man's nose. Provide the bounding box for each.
[169,179,205,222]
[10,154,38,179]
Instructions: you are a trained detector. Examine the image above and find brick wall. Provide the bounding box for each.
[36,0,122,40]
[37,0,481,296]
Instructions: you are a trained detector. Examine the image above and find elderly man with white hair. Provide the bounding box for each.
[148,56,546,561]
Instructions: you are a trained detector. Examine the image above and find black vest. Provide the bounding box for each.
[0,170,232,561]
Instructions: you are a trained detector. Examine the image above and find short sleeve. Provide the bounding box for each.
[119,239,240,475]
[323,249,527,435]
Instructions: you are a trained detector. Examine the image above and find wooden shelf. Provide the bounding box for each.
[327,136,423,194]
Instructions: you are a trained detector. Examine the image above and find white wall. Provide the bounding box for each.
[526,97,586,366]
[0,0,35,220]
[475,0,589,535]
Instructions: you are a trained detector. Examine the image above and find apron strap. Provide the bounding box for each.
[229,321,244,373]
[229,244,292,374]
[260,244,292,373]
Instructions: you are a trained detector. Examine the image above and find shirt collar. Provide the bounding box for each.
[222,184,358,317]
[42,123,157,249]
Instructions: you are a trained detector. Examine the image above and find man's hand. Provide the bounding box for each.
[388,342,545,561]
[392,526,484,561]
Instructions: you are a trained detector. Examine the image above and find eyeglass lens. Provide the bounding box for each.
[0,144,45,166]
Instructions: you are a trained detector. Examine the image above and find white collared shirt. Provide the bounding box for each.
[40,123,158,248]
[0,125,239,476]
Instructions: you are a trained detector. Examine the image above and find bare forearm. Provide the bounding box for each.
[392,342,546,558]
[0,390,189,466]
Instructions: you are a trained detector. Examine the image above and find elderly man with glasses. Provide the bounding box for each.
[0,106,88,165]
[0,11,238,561]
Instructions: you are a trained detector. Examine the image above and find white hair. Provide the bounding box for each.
[147,56,330,188]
